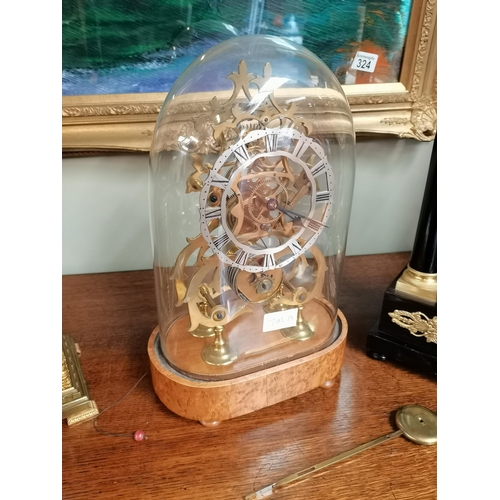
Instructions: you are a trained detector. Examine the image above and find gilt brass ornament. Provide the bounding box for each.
[62,335,99,426]
[389,310,437,344]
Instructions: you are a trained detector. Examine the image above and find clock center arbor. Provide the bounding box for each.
[148,35,355,425]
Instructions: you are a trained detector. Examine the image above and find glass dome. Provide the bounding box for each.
[149,35,355,382]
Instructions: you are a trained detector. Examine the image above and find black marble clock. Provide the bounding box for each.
[367,138,437,377]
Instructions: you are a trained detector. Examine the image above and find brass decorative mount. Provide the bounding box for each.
[62,334,99,426]
[395,264,437,303]
[388,310,437,344]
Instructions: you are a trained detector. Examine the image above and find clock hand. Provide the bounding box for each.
[267,199,329,229]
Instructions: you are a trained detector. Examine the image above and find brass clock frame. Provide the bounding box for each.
[166,61,335,367]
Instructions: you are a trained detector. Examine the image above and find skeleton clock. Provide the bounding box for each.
[148,35,355,425]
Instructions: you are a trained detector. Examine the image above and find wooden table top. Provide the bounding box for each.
[62,252,437,500]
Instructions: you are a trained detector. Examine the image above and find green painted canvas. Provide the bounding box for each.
[62,0,412,96]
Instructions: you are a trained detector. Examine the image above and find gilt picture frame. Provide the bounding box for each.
[62,0,436,154]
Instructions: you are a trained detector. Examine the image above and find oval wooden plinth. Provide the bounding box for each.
[148,309,347,424]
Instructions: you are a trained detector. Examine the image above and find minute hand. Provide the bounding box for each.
[276,205,329,230]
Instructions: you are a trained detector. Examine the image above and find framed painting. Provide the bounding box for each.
[62,0,436,154]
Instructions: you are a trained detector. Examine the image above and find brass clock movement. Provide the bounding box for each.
[147,35,355,425]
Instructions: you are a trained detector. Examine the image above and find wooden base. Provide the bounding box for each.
[162,298,337,381]
[148,309,347,425]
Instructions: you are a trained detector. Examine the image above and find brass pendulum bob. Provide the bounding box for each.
[244,405,437,499]
[281,304,315,341]
[201,324,237,366]
[190,301,215,338]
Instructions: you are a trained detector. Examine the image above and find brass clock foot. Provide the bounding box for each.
[190,325,215,338]
[201,326,237,366]
[263,301,291,314]
[281,305,315,341]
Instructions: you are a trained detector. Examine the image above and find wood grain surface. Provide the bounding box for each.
[148,310,346,423]
[62,252,437,500]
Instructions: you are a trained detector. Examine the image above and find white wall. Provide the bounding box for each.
[62,137,434,275]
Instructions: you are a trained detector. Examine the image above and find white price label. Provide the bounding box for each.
[263,308,298,333]
[351,51,378,73]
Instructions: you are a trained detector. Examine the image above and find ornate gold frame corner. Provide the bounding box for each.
[62,0,436,155]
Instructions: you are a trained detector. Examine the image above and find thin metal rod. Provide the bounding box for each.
[244,429,403,500]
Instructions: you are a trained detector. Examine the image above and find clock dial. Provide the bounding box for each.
[200,128,334,273]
